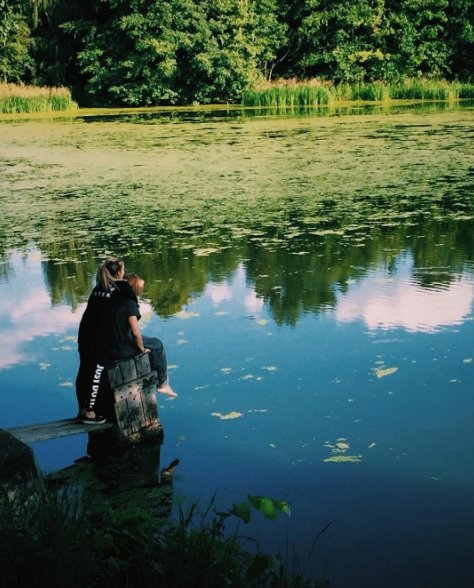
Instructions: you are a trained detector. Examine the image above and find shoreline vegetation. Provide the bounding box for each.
[242,78,474,108]
[3,2,471,108]
[1,79,473,116]
[0,484,326,588]
[0,83,78,114]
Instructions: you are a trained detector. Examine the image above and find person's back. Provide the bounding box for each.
[78,280,139,363]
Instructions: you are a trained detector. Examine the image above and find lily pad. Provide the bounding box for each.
[211,411,244,420]
[374,366,398,378]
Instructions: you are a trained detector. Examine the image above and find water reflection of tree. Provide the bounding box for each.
[245,220,473,325]
[410,220,474,289]
[41,244,99,310]
[128,244,244,317]
[7,218,473,326]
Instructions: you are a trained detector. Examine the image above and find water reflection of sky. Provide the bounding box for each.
[205,264,264,313]
[0,249,472,369]
[1,248,474,588]
[0,250,85,370]
[334,253,473,333]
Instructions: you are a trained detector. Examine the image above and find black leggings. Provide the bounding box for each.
[76,360,107,413]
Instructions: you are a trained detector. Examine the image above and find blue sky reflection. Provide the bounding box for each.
[0,250,84,370]
[333,253,473,333]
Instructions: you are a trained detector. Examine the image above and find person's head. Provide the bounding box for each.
[96,256,125,290]
[126,273,145,297]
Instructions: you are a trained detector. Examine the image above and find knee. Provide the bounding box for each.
[144,336,164,353]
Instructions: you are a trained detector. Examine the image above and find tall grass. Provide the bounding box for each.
[243,78,334,109]
[0,488,326,588]
[242,78,474,110]
[0,83,78,114]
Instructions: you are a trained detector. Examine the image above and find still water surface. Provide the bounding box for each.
[0,103,473,587]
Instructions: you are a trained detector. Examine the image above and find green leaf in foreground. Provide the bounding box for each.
[247,495,291,520]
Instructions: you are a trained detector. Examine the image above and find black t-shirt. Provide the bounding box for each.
[78,280,141,363]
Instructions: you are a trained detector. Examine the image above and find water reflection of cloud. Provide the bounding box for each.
[335,259,473,333]
[244,291,264,313]
[204,265,264,314]
[207,283,233,305]
[0,251,83,369]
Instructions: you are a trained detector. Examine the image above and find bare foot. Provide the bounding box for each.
[157,382,177,398]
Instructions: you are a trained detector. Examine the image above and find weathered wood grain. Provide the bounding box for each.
[6,419,113,443]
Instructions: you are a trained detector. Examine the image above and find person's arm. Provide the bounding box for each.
[128,315,146,353]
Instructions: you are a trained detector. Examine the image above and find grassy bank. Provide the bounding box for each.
[0,83,78,114]
[242,78,474,109]
[0,485,326,588]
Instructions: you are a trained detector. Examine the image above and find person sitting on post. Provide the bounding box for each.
[126,272,177,399]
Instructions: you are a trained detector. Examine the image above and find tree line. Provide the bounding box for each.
[1,0,473,106]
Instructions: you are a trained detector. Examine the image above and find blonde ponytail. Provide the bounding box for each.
[96,256,124,290]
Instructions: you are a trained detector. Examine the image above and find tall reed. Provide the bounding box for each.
[0,83,78,114]
[243,78,334,109]
[242,78,474,110]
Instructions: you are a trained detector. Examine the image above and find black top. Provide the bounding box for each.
[78,280,141,363]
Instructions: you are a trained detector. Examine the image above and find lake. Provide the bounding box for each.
[0,102,473,587]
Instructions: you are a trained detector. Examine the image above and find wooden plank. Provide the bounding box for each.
[135,353,152,378]
[125,382,145,435]
[5,359,160,447]
[6,418,113,444]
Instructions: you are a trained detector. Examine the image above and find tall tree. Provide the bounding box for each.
[278,0,469,82]
[61,0,286,106]
[0,0,34,82]
[281,0,392,82]
[385,0,451,79]
[445,0,474,78]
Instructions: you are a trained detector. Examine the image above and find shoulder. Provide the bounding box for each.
[115,280,138,302]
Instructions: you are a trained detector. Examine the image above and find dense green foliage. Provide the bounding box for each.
[0,0,472,105]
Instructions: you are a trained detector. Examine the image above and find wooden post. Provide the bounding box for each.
[110,352,162,442]
[88,352,163,454]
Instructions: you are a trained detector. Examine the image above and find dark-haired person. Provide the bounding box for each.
[126,273,176,399]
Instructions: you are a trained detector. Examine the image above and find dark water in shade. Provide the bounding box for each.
[0,103,473,587]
